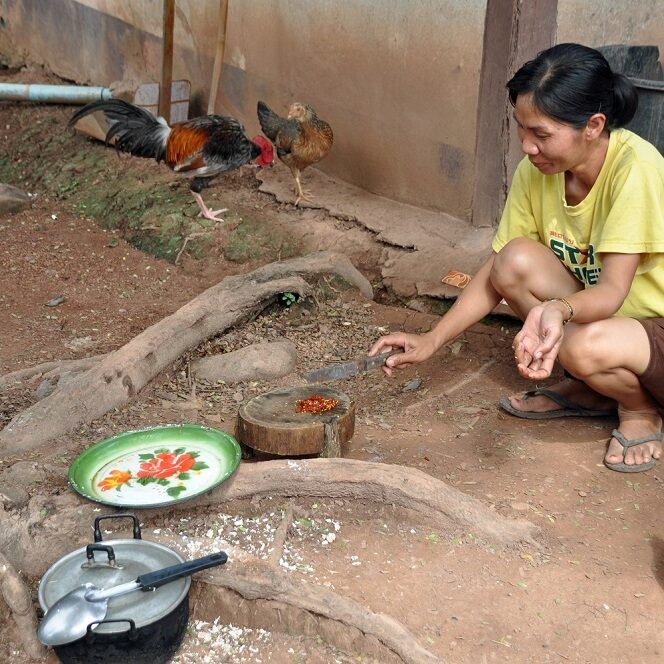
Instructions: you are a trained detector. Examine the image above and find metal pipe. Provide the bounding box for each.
[0,84,112,104]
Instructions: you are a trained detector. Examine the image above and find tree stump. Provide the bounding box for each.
[236,386,355,457]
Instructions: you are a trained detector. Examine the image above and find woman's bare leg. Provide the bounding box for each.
[560,318,661,466]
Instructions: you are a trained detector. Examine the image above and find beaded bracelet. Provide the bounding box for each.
[545,297,574,324]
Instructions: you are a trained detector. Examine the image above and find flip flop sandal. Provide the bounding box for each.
[498,387,617,420]
[604,429,663,473]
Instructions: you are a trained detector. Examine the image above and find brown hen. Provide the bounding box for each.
[257,101,333,205]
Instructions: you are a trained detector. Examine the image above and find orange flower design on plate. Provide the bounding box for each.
[137,452,197,480]
[95,447,208,499]
[98,469,132,491]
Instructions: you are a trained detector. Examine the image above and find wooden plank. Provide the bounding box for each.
[471,0,518,228]
[207,0,230,115]
[159,0,176,122]
[471,0,558,228]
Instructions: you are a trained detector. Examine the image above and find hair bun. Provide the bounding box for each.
[610,72,638,128]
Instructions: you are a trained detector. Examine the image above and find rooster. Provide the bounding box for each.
[257,101,333,206]
[69,99,274,221]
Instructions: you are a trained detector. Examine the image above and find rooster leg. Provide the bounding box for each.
[191,192,228,222]
[292,171,313,207]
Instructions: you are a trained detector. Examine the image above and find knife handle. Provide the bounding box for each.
[365,350,401,370]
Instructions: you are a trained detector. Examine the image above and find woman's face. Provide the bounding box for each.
[513,93,586,174]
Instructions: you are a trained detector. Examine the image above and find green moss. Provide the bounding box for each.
[224,214,301,263]
[2,112,298,265]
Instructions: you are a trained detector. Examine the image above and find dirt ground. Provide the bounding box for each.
[2,65,664,664]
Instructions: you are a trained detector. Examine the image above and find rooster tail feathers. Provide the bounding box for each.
[256,101,282,142]
[69,99,170,162]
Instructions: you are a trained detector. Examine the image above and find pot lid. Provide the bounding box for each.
[38,538,190,634]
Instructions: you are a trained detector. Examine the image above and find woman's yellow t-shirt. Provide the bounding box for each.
[492,128,664,318]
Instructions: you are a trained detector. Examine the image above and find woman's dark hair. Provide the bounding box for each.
[507,43,638,129]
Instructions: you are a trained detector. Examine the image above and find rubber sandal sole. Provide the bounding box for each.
[604,429,662,473]
[498,389,616,420]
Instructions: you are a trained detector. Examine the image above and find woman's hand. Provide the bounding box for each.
[369,332,438,376]
[513,301,567,380]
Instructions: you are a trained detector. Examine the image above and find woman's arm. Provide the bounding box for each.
[370,253,503,374]
[515,252,640,379]
[553,253,639,322]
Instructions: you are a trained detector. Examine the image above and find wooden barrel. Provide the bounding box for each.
[236,386,355,457]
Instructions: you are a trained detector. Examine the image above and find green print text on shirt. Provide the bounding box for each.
[550,238,601,285]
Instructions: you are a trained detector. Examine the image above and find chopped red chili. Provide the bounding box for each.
[296,394,339,414]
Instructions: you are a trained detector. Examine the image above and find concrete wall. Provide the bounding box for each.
[0,0,661,223]
[220,1,485,219]
[0,0,485,220]
[557,0,663,56]
[0,0,220,108]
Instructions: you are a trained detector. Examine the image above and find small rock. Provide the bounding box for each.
[45,295,65,307]
[402,377,422,392]
[191,340,297,384]
[64,336,94,351]
[510,502,530,512]
[0,183,31,213]
[35,378,57,400]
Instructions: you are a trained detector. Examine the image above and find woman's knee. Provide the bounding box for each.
[491,238,548,291]
[558,324,606,378]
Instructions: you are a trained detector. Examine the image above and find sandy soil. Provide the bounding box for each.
[1,65,664,664]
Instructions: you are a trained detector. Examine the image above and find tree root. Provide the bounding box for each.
[0,354,107,390]
[181,458,540,547]
[190,546,444,664]
[0,551,45,660]
[0,252,372,455]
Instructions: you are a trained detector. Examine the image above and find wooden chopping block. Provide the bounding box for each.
[236,386,355,458]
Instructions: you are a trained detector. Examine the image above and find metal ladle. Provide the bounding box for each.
[38,551,227,647]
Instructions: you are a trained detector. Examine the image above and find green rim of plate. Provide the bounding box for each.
[68,424,241,508]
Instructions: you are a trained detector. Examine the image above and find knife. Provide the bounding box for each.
[303,350,401,383]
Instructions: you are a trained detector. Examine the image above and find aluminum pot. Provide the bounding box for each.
[38,514,191,664]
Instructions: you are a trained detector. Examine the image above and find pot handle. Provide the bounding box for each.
[85,618,138,644]
[82,543,119,568]
[137,551,228,590]
[93,513,142,542]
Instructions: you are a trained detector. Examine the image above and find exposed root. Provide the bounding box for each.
[0,551,45,660]
[181,458,540,547]
[0,354,107,390]
[192,546,444,664]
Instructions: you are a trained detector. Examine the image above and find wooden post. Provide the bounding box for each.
[159,0,176,122]
[471,0,558,228]
[208,0,230,114]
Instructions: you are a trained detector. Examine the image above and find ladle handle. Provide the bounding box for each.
[137,551,228,590]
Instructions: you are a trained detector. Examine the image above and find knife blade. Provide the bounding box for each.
[303,350,400,383]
